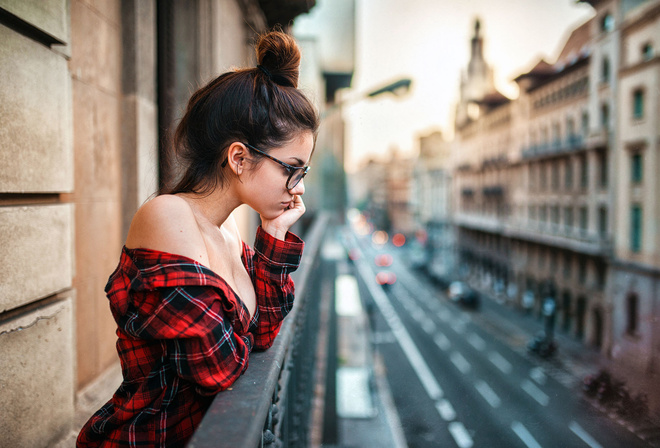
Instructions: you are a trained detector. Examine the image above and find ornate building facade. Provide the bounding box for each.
[452,0,660,376]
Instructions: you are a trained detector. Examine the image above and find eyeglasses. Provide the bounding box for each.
[223,143,310,190]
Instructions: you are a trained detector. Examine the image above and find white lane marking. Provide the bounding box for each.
[511,421,543,448]
[467,333,486,351]
[522,379,550,406]
[355,254,444,400]
[448,422,474,448]
[569,421,603,448]
[450,352,471,374]
[488,351,513,374]
[435,399,456,421]
[434,333,451,351]
[475,380,501,408]
[438,309,451,322]
[422,318,436,334]
[530,367,547,385]
[450,320,466,334]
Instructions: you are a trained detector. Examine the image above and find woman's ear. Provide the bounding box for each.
[226,142,248,175]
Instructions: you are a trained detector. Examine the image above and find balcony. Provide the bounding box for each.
[187,213,329,447]
[521,135,585,159]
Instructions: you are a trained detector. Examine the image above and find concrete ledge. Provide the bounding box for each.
[0,0,70,44]
[0,295,75,448]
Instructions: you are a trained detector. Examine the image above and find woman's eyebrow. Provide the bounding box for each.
[288,157,305,166]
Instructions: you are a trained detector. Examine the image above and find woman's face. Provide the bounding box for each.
[242,131,314,219]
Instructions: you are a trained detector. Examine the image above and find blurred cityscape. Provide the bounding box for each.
[1,0,660,447]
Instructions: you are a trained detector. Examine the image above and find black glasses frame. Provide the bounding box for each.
[242,143,310,190]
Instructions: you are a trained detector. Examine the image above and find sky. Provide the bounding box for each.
[338,0,595,170]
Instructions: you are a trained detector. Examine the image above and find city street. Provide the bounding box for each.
[344,229,651,448]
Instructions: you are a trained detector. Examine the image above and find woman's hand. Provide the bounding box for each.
[260,195,306,240]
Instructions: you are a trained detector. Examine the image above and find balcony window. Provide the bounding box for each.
[552,162,560,190]
[579,206,588,235]
[627,294,639,335]
[631,205,642,252]
[633,89,644,119]
[642,43,654,61]
[563,252,572,279]
[580,155,588,189]
[601,57,610,83]
[565,159,573,189]
[578,256,587,283]
[601,13,614,32]
[581,111,589,137]
[598,150,608,188]
[631,153,643,184]
[565,207,573,232]
[601,103,609,129]
[598,206,608,237]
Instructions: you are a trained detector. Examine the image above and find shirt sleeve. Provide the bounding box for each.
[243,226,304,350]
[140,284,255,395]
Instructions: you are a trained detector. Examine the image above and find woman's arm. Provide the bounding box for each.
[242,227,304,349]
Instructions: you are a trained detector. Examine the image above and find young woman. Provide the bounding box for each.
[77,30,319,447]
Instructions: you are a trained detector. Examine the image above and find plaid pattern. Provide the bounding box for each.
[77,227,303,448]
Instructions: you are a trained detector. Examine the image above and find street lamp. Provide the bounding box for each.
[321,77,413,118]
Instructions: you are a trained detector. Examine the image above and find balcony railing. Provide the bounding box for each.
[521,135,585,159]
[187,212,330,448]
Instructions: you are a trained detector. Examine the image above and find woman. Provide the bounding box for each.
[77,30,319,447]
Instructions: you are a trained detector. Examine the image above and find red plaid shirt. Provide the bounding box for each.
[77,227,303,447]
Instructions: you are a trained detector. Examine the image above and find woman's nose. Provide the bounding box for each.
[289,178,305,195]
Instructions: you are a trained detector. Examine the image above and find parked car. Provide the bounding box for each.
[447,281,480,310]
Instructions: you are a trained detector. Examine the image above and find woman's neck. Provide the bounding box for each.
[179,187,241,228]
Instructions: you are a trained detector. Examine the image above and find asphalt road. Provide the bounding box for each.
[347,232,650,448]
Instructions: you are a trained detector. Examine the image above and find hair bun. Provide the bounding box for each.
[255,30,301,88]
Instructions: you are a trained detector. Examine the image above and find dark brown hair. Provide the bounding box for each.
[161,30,319,195]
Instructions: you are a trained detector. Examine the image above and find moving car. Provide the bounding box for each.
[447,281,480,310]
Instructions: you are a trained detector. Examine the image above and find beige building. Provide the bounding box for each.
[411,131,455,281]
[0,1,314,446]
[451,0,660,382]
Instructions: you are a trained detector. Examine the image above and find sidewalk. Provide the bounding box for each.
[330,239,407,448]
[468,282,660,446]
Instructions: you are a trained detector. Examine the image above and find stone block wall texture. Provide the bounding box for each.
[0,297,75,448]
[0,0,76,446]
[0,24,73,193]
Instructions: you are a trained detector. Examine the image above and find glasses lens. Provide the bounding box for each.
[287,168,307,190]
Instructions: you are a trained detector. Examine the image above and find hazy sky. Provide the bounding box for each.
[341,0,595,169]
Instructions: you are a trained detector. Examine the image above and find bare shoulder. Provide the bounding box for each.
[125,195,209,264]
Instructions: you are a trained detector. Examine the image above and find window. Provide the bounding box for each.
[540,205,547,224]
[563,252,572,279]
[552,162,560,190]
[580,154,588,189]
[598,150,608,188]
[564,206,573,232]
[552,122,561,148]
[631,205,642,252]
[631,153,643,183]
[642,43,654,61]
[580,206,588,234]
[578,256,587,283]
[540,162,547,190]
[551,205,559,227]
[581,111,589,137]
[601,13,614,32]
[598,206,607,237]
[633,89,644,119]
[565,159,573,190]
[626,294,638,335]
[601,103,609,129]
[601,57,610,83]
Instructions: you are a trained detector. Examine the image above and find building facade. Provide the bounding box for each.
[451,0,660,380]
[0,1,314,445]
